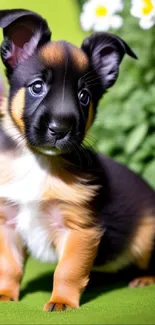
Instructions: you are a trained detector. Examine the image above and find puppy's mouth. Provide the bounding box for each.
[30,141,77,156]
[27,130,83,157]
[26,121,83,156]
[35,146,61,156]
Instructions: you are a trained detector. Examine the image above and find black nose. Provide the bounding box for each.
[48,121,72,140]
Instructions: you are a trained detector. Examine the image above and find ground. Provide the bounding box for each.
[0,257,154,324]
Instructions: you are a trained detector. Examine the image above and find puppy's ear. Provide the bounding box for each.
[81,32,137,89]
[0,9,51,70]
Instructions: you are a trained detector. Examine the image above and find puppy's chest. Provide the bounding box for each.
[0,152,46,202]
[0,153,68,262]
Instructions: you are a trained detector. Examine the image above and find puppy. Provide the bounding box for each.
[0,9,155,312]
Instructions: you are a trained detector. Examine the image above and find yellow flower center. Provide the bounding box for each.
[95,5,108,17]
[142,0,154,15]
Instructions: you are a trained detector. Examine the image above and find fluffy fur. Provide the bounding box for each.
[0,9,155,312]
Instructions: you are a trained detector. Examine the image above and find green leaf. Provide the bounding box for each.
[131,147,152,162]
[96,138,115,155]
[128,161,143,174]
[114,155,127,165]
[125,123,148,155]
[143,160,155,189]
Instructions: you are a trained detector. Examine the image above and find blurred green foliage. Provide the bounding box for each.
[79,0,155,188]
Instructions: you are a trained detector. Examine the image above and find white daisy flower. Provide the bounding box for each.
[131,0,155,29]
[80,0,124,32]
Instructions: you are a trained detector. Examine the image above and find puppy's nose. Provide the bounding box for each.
[48,121,72,140]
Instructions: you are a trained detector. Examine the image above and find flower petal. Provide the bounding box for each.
[139,17,155,28]
[110,15,123,29]
[93,19,110,31]
[80,0,124,32]
[80,12,93,31]
[130,5,143,18]
[130,0,155,18]
[110,0,124,13]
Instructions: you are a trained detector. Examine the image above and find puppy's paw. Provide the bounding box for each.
[43,301,74,312]
[129,276,155,288]
[0,295,14,302]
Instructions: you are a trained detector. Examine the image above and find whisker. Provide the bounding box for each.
[83,137,93,147]
[85,133,98,143]
[72,141,82,169]
[63,142,72,155]
[82,140,95,156]
[83,137,94,150]
[84,75,102,84]
[13,135,25,147]
[1,131,23,141]
[73,141,92,167]
[84,147,93,166]
[86,81,103,87]
[81,67,96,80]
[80,144,92,167]
[1,125,19,133]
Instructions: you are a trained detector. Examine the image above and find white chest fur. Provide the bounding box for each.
[0,151,46,203]
[0,151,63,262]
[16,202,58,262]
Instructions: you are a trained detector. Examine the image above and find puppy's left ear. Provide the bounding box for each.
[81,32,137,89]
[0,9,51,70]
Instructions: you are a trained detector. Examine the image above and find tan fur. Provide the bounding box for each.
[0,101,101,310]
[0,153,15,185]
[95,215,155,273]
[0,97,26,151]
[0,97,8,119]
[132,215,155,269]
[42,163,99,231]
[0,225,24,301]
[0,199,19,226]
[44,302,72,311]
[0,143,26,301]
[11,88,25,132]
[40,41,88,72]
[40,42,65,65]
[85,102,94,134]
[1,100,99,231]
[44,227,102,311]
[70,46,88,71]
[129,276,155,287]
[0,98,20,184]
[1,97,155,311]
[42,165,98,205]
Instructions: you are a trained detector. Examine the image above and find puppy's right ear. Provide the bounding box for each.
[81,33,137,90]
[0,9,51,70]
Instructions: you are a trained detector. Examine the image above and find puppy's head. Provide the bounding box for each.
[0,9,137,156]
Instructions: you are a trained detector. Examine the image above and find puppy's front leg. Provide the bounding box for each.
[0,225,25,301]
[44,227,101,312]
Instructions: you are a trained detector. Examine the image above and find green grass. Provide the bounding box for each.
[0,258,155,324]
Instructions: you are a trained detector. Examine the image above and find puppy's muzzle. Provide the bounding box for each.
[48,121,72,141]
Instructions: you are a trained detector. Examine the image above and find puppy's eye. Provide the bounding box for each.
[29,80,46,96]
[78,89,90,107]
